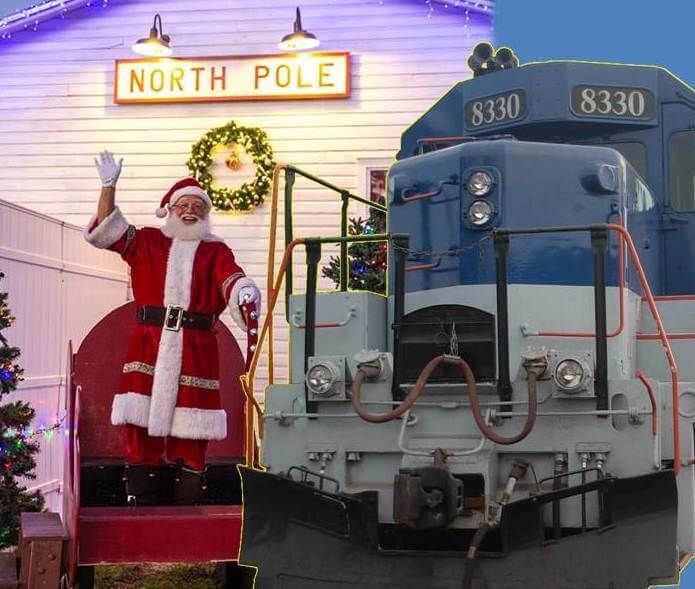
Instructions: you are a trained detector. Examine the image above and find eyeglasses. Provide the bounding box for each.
[171,202,207,214]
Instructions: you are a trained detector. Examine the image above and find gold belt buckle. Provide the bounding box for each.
[164,305,184,331]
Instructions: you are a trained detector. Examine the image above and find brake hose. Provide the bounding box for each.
[351,354,539,445]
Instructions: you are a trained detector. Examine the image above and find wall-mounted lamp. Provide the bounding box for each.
[278,7,319,52]
[132,13,172,57]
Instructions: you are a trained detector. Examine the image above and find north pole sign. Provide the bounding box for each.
[114,52,350,104]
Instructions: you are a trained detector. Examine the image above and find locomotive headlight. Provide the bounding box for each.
[306,362,340,396]
[467,199,494,226]
[467,171,494,196]
[554,358,588,392]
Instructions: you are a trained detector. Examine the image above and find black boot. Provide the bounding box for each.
[124,464,161,506]
[173,461,207,505]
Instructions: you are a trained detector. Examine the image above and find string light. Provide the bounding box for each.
[419,0,493,18]
[0,0,107,39]
[3,416,64,445]
[1,417,65,476]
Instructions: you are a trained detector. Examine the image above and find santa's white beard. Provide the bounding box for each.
[162,213,211,241]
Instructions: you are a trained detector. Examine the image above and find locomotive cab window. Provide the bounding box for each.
[604,142,647,179]
[670,130,695,211]
[579,141,647,179]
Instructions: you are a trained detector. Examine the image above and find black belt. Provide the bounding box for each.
[137,305,215,331]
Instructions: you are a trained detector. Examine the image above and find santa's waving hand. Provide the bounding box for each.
[84,150,260,506]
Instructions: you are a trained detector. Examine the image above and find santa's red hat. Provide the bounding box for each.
[155,177,212,218]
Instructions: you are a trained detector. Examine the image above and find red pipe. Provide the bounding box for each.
[646,295,695,302]
[606,223,680,474]
[406,261,439,272]
[636,370,658,436]
[402,190,440,203]
[637,332,695,340]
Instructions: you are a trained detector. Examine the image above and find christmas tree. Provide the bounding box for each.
[0,272,43,549]
[322,201,387,294]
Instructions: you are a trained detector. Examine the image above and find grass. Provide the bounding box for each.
[95,563,221,589]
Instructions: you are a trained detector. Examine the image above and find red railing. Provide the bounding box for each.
[636,369,658,436]
[637,295,695,339]
[605,224,680,474]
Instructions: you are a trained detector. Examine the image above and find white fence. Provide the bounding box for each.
[0,200,129,513]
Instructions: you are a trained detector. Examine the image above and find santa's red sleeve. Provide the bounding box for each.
[217,246,259,330]
[83,206,138,264]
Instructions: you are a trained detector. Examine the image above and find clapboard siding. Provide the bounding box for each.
[0,0,492,383]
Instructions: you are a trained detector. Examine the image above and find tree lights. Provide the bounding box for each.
[0,272,45,548]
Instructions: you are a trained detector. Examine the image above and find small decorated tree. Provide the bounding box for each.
[0,272,43,549]
[322,202,387,294]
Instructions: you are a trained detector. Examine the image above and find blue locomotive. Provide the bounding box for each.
[238,44,694,588]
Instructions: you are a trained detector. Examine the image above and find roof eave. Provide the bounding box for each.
[1,0,92,37]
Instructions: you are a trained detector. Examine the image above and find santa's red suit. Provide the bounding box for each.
[84,203,253,470]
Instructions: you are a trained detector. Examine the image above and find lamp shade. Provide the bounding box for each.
[278,7,320,51]
[132,36,172,57]
[133,14,172,57]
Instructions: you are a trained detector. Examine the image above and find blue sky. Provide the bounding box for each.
[494,0,695,87]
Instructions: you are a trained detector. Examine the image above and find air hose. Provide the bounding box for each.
[461,459,529,589]
[461,523,491,589]
[351,354,539,445]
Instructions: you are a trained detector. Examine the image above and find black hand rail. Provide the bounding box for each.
[282,165,388,318]
[302,233,409,412]
[494,224,610,411]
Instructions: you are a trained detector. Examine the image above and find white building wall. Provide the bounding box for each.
[0,0,492,384]
[0,200,128,512]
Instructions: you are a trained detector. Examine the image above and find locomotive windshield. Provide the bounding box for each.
[669,130,695,211]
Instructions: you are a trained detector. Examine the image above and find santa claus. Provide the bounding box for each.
[84,151,261,505]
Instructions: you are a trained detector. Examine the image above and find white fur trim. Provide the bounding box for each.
[84,207,129,249]
[228,276,261,330]
[170,186,212,210]
[169,407,228,440]
[111,392,150,428]
[147,239,200,437]
[155,206,168,218]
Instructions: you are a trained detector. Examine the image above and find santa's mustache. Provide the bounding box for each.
[162,211,211,241]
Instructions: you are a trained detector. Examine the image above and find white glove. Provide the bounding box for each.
[238,285,261,307]
[229,281,261,330]
[94,150,123,187]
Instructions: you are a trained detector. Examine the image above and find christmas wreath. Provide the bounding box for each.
[187,121,276,212]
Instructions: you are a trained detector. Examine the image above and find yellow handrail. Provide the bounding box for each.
[240,235,305,467]
[238,166,291,467]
